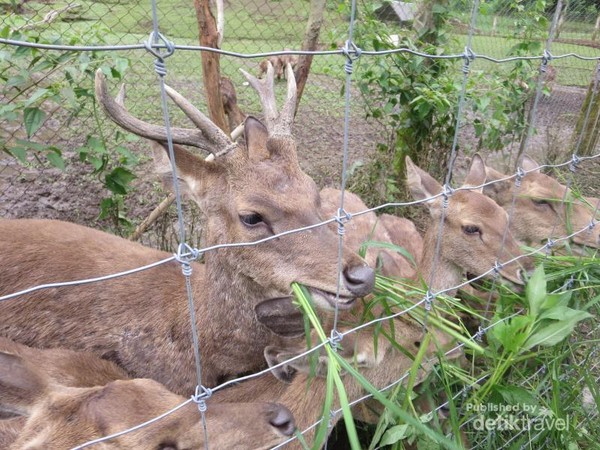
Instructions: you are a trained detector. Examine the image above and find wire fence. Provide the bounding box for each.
[0,0,599,449]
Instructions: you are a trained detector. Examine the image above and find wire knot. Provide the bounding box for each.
[191,385,212,413]
[341,40,362,74]
[589,219,597,231]
[144,31,175,73]
[569,153,581,173]
[462,47,476,74]
[474,326,486,342]
[335,208,352,236]
[541,50,553,68]
[492,260,503,275]
[515,166,525,187]
[329,329,343,350]
[442,184,454,209]
[424,290,434,311]
[175,243,201,276]
[545,239,555,252]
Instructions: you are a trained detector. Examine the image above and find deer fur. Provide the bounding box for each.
[319,188,421,279]
[219,297,463,450]
[0,338,296,449]
[0,66,375,395]
[320,155,535,294]
[483,155,600,249]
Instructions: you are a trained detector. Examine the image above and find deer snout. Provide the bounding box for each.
[267,403,296,436]
[343,264,376,297]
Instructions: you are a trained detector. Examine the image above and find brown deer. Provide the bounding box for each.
[320,155,534,293]
[0,341,296,449]
[218,294,464,450]
[319,188,421,280]
[0,63,375,395]
[483,156,600,250]
[258,50,298,81]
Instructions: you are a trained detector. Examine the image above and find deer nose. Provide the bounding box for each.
[267,403,296,436]
[343,264,376,297]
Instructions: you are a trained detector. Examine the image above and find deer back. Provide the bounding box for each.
[483,156,600,249]
[0,339,296,450]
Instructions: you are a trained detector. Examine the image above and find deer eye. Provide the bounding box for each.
[240,213,264,227]
[532,198,550,206]
[462,225,481,235]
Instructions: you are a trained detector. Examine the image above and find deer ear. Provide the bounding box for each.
[244,116,270,162]
[255,297,305,338]
[462,154,485,192]
[264,345,329,382]
[483,164,514,205]
[151,141,224,204]
[521,155,540,173]
[0,351,48,414]
[405,156,443,216]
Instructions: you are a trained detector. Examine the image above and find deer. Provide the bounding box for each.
[0,339,296,449]
[483,155,600,250]
[257,49,298,81]
[0,62,375,396]
[320,155,535,295]
[319,187,421,280]
[214,293,466,450]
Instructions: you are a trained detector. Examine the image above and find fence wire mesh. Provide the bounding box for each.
[0,0,599,449]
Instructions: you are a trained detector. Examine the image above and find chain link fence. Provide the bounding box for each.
[0,0,599,449]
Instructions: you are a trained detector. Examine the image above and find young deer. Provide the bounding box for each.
[483,156,600,249]
[219,296,464,450]
[0,338,296,449]
[0,63,374,395]
[320,155,535,293]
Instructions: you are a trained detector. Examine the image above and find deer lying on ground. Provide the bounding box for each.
[0,339,296,449]
[483,155,599,250]
[219,294,464,450]
[319,187,421,279]
[0,63,375,395]
[321,155,534,293]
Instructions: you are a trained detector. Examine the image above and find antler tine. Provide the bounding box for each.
[94,70,214,154]
[240,62,279,132]
[277,63,297,135]
[163,84,233,152]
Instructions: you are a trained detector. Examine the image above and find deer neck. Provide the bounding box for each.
[416,224,463,296]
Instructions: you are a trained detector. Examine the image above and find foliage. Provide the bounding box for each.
[346,0,460,207]
[0,15,136,232]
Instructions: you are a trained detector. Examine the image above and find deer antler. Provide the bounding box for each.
[240,62,297,136]
[94,70,233,155]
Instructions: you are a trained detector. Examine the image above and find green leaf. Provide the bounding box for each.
[46,148,65,170]
[489,315,532,353]
[524,311,592,349]
[8,146,28,164]
[23,88,50,107]
[494,385,539,411]
[526,265,547,318]
[379,424,410,446]
[105,167,136,195]
[23,107,46,138]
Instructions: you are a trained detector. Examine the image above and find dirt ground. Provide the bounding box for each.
[1,81,599,248]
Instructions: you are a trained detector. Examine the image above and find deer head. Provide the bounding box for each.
[483,156,600,249]
[406,154,535,292]
[0,346,296,450]
[95,64,374,311]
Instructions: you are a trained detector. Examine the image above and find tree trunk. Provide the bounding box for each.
[294,0,327,116]
[573,62,600,156]
[194,0,229,133]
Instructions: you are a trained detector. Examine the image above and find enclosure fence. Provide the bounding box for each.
[0,0,599,449]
